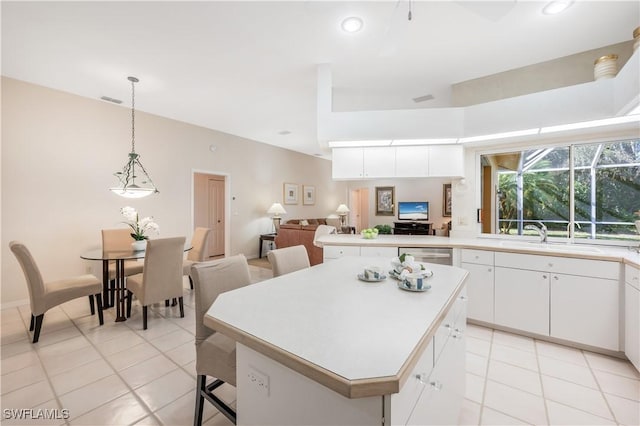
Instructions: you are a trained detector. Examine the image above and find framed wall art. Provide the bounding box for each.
[283,183,299,205]
[443,183,452,217]
[375,186,395,216]
[303,185,315,205]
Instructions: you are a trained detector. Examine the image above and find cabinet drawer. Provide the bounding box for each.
[626,264,640,290]
[323,245,360,259]
[461,249,494,265]
[495,252,618,280]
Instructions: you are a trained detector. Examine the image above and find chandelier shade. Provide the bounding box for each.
[109,76,158,198]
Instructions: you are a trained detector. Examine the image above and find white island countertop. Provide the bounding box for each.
[316,234,640,267]
[204,256,468,399]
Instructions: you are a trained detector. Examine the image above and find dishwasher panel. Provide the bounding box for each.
[398,247,453,266]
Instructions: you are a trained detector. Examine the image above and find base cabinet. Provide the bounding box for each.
[237,286,467,426]
[460,249,495,323]
[551,273,619,351]
[625,263,640,371]
[494,266,550,336]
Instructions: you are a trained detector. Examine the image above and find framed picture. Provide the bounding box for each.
[443,183,452,217]
[303,185,315,205]
[375,186,395,216]
[283,183,298,205]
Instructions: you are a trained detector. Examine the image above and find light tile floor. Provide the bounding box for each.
[1,263,638,425]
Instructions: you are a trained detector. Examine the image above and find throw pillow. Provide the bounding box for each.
[300,219,309,226]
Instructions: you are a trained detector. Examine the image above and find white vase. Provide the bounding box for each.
[132,240,147,251]
[635,220,640,235]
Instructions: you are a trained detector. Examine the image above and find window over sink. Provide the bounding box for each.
[480,138,640,242]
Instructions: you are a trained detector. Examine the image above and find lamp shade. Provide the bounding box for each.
[336,204,350,214]
[267,203,287,216]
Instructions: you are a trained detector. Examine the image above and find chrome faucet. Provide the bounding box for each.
[524,222,548,243]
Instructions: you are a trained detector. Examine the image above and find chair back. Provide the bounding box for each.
[102,228,134,251]
[9,241,45,314]
[267,245,310,277]
[140,237,186,304]
[187,227,211,262]
[191,255,251,344]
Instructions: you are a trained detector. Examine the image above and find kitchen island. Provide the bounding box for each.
[205,256,469,425]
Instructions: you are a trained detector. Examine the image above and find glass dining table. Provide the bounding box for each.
[81,246,191,322]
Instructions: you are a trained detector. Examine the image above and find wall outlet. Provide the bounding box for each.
[457,216,468,226]
[247,367,269,396]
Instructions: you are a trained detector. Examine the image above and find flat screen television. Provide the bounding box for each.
[398,201,429,221]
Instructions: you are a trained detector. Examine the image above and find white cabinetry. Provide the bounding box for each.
[428,145,464,177]
[332,145,464,179]
[332,148,364,179]
[323,245,361,261]
[494,266,550,336]
[363,147,395,177]
[395,146,429,177]
[494,252,620,349]
[405,288,466,425]
[360,246,398,258]
[331,147,395,179]
[625,264,640,371]
[460,249,494,323]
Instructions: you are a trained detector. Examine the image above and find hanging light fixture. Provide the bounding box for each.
[109,76,158,198]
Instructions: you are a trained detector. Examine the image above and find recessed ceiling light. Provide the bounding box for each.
[341,17,363,33]
[542,0,574,15]
[100,96,122,104]
[278,130,291,135]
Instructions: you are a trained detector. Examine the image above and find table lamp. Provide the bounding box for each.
[336,204,350,226]
[267,203,287,233]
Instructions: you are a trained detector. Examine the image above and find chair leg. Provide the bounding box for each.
[142,306,148,330]
[165,300,170,307]
[32,314,44,343]
[29,314,35,331]
[89,295,95,315]
[194,375,206,426]
[189,276,194,290]
[179,297,184,318]
[126,290,133,318]
[96,294,104,325]
[172,298,177,307]
[198,377,236,424]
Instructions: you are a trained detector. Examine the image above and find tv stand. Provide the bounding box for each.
[393,222,432,235]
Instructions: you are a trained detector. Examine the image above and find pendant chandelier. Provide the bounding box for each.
[109,76,158,198]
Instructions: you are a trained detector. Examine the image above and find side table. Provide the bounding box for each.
[259,233,277,258]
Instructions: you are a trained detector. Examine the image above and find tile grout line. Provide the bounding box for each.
[582,350,621,424]
[534,338,551,426]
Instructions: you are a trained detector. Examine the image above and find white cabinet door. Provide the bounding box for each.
[461,262,494,323]
[428,145,464,177]
[495,266,549,336]
[363,147,395,178]
[395,146,429,177]
[406,321,465,426]
[625,283,640,371]
[360,246,398,258]
[332,148,364,179]
[550,273,619,351]
[323,245,360,261]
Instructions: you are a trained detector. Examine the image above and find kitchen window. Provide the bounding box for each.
[481,138,640,242]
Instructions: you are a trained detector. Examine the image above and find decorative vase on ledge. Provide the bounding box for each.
[635,220,640,235]
[132,240,147,251]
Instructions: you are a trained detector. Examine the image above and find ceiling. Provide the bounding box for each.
[2,1,639,159]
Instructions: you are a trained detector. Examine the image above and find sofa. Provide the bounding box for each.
[274,219,329,266]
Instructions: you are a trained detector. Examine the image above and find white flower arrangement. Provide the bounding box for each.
[120,206,159,241]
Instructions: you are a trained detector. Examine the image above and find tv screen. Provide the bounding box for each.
[398,201,429,221]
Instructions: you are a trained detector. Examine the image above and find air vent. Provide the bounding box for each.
[412,94,434,103]
[100,96,122,104]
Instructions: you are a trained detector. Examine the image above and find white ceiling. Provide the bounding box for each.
[2,1,639,158]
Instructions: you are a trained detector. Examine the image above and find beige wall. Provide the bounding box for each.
[1,77,347,306]
[346,177,454,233]
[452,41,634,107]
